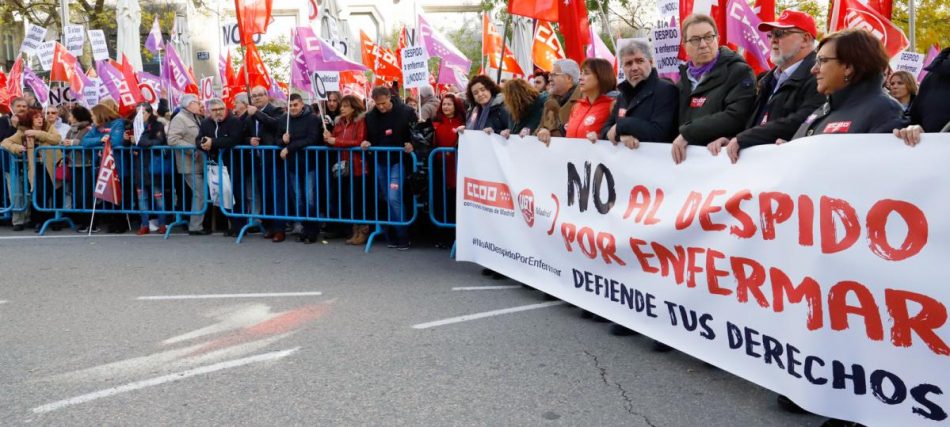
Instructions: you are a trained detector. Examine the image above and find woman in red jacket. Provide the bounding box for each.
[325,95,370,245]
[563,58,617,143]
[431,94,466,248]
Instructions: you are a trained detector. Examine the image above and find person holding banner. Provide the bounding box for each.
[791,29,906,139]
[430,93,466,248]
[707,10,825,163]
[461,75,510,135]
[536,59,582,139]
[1,109,61,231]
[601,40,679,148]
[325,95,370,245]
[166,94,209,235]
[500,79,548,138]
[563,58,615,143]
[887,71,918,113]
[672,14,756,164]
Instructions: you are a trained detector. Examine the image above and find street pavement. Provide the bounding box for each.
[0,229,825,425]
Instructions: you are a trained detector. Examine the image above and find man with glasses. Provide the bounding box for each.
[707,10,825,163]
[671,14,755,164]
[536,59,582,139]
[245,86,287,241]
[197,98,247,236]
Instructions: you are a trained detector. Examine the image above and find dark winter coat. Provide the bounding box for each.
[676,47,756,145]
[792,74,907,139]
[909,47,950,132]
[599,69,679,143]
[737,51,826,147]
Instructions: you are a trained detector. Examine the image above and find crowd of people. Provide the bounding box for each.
[1,13,948,425]
[2,12,948,251]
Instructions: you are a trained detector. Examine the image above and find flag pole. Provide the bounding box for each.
[496,14,511,84]
[909,0,916,51]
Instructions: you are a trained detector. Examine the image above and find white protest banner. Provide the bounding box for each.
[47,86,80,106]
[83,79,101,107]
[457,132,950,427]
[200,76,215,101]
[315,71,340,92]
[310,71,341,100]
[892,51,926,79]
[37,41,56,72]
[221,23,261,46]
[658,0,680,19]
[64,25,85,56]
[88,29,110,62]
[19,24,47,55]
[652,18,681,75]
[401,46,430,89]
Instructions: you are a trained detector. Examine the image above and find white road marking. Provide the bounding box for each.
[412,301,566,329]
[452,285,523,291]
[137,292,323,301]
[32,347,299,414]
[0,300,7,304]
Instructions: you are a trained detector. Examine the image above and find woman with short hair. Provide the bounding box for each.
[792,29,907,139]
[562,58,616,143]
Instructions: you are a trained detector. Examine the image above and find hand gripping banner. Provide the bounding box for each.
[456,132,950,426]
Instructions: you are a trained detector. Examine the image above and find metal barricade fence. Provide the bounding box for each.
[428,147,457,257]
[217,146,418,251]
[32,146,209,237]
[1,149,30,218]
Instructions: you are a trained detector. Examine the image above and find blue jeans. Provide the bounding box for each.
[375,162,409,244]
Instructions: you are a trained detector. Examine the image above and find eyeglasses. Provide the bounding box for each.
[45,111,58,115]
[767,29,805,40]
[210,107,226,112]
[816,56,839,65]
[685,34,718,47]
[251,93,266,98]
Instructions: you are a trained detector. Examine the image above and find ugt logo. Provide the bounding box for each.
[518,189,535,227]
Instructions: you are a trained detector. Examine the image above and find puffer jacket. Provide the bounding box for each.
[676,47,756,145]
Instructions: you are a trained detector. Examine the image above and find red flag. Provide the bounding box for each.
[0,58,21,113]
[829,0,908,57]
[0,70,6,89]
[483,14,526,76]
[396,25,410,68]
[52,42,85,95]
[533,21,566,71]
[508,0,559,21]
[754,0,775,22]
[360,31,402,82]
[866,0,893,19]
[234,0,273,46]
[558,0,592,64]
[119,55,145,102]
[236,42,272,89]
[185,66,200,95]
[94,139,122,205]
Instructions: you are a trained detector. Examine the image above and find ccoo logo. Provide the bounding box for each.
[518,189,535,227]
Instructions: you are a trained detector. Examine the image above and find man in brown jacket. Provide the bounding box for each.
[536,59,582,139]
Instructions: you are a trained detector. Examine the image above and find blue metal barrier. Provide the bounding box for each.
[427,147,457,258]
[1,150,30,219]
[31,146,209,238]
[217,146,418,252]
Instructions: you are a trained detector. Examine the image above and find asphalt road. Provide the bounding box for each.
[0,229,825,426]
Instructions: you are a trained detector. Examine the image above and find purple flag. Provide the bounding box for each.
[294,27,368,72]
[437,61,469,89]
[145,17,163,54]
[162,42,190,93]
[96,60,123,102]
[918,45,940,82]
[418,14,472,73]
[218,52,229,85]
[268,80,287,102]
[725,0,770,71]
[136,72,163,92]
[291,30,315,95]
[23,67,50,107]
